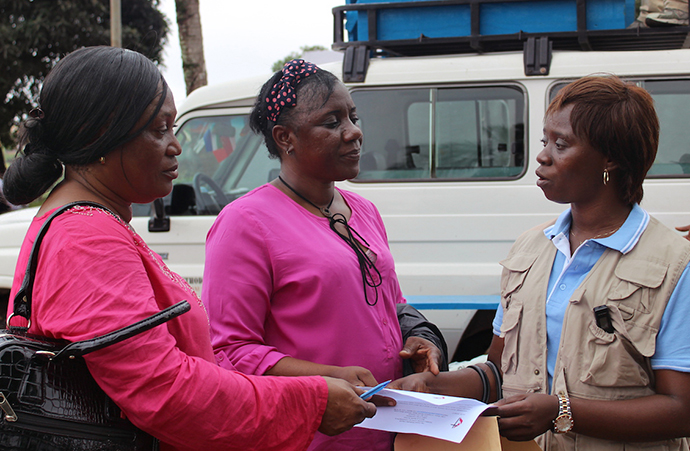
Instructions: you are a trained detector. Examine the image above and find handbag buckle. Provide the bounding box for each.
[5,313,30,331]
[0,392,18,422]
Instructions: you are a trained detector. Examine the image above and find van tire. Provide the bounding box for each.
[451,309,495,363]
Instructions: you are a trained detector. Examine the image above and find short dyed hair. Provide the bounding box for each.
[546,75,659,205]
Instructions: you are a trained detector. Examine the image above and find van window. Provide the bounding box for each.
[645,80,690,177]
[549,79,690,178]
[352,86,526,181]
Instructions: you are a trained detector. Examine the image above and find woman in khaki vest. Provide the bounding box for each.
[390,75,690,450]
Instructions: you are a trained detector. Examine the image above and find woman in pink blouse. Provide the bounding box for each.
[203,59,447,451]
[3,47,376,451]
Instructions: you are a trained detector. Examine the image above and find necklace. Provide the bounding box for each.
[570,225,622,241]
[278,176,334,217]
[277,175,382,306]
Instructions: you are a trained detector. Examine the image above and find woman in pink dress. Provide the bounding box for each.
[203,59,447,451]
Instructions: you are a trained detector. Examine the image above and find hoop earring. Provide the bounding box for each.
[99,156,106,165]
[603,168,609,186]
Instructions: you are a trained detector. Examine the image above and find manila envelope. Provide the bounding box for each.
[395,416,541,451]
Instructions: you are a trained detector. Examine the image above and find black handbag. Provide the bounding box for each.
[0,201,191,451]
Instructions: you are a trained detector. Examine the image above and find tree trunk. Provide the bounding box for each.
[175,0,207,95]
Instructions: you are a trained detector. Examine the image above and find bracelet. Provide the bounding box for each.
[485,360,503,401]
[467,364,490,404]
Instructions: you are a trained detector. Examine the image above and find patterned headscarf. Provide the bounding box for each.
[265,59,319,123]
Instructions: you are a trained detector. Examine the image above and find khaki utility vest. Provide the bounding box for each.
[499,216,690,451]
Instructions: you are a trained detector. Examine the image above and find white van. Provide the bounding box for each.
[2,7,690,360]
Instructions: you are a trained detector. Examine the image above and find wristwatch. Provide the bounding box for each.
[552,393,574,434]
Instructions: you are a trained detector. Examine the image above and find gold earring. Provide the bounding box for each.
[99,156,106,165]
[603,168,609,186]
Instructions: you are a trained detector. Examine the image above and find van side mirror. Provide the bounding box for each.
[148,197,170,232]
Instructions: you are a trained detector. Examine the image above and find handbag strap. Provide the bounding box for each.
[53,300,190,360]
[9,202,191,353]
[11,201,108,327]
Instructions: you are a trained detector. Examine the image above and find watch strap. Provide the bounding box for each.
[552,393,573,433]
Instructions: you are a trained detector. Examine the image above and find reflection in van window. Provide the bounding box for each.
[549,79,690,178]
[176,115,250,185]
[174,115,275,214]
[352,86,526,181]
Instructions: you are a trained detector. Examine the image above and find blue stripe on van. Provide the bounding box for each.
[406,295,500,310]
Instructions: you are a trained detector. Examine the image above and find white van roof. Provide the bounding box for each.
[178,48,690,119]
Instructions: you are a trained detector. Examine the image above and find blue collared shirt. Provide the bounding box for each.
[493,204,690,389]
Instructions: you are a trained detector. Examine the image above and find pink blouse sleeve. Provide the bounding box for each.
[203,204,288,375]
[29,214,327,451]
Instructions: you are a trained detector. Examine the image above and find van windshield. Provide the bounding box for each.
[169,114,278,215]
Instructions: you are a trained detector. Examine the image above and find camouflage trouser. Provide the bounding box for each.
[638,0,687,18]
[637,0,662,20]
[638,0,687,16]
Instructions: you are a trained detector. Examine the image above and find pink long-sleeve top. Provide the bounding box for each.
[8,204,328,451]
[203,184,405,451]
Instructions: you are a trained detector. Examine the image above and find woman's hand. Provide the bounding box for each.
[266,357,378,387]
[388,371,435,393]
[319,377,377,436]
[493,393,559,442]
[675,224,690,241]
[399,336,443,375]
[329,366,379,387]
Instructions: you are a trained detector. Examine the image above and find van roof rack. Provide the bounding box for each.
[333,0,690,81]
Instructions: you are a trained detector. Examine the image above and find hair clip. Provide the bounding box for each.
[29,108,45,119]
[266,59,319,123]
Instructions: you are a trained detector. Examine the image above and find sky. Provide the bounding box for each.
[158,0,345,105]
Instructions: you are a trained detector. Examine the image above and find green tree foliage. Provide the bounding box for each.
[0,0,169,150]
[271,45,327,72]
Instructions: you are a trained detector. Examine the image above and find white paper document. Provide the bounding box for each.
[356,388,490,443]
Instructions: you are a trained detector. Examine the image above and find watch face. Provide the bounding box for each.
[554,415,573,433]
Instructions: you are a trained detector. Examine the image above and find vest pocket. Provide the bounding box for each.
[581,319,652,388]
[607,266,662,358]
[499,254,536,377]
[500,253,538,297]
[610,258,667,318]
[500,299,523,376]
